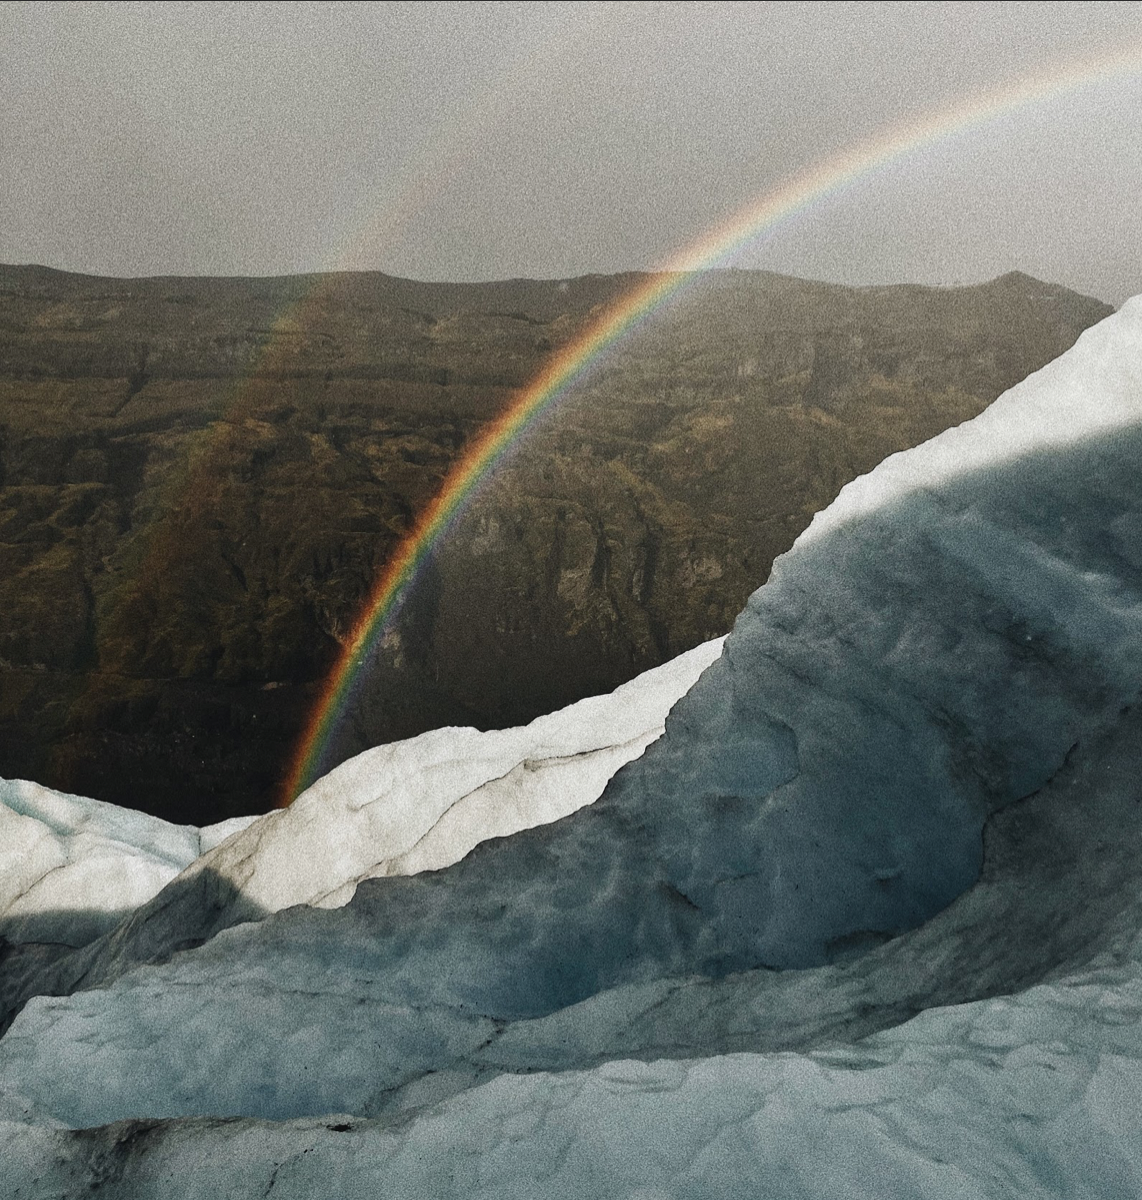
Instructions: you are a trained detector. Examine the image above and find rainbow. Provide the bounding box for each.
[282,44,1142,803]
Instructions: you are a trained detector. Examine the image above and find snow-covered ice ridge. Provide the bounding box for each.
[192,633,724,914]
[0,779,255,946]
[0,636,723,951]
[5,297,1142,1196]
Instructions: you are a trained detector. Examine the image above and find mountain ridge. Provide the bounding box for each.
[0,265,1112,821]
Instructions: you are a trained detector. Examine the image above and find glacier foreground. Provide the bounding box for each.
[4,298,1142,1194]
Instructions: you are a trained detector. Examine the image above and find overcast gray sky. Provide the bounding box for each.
[2,1,1140,301]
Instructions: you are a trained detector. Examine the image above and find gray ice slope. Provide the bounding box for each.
[7,670,1142,1194]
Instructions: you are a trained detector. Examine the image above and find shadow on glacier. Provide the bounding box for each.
[0,903,166,1036]
[465,696,1142,1094]
[308,420,1142,1014]
[8,423,1142,1037]
[0,906,164,950]
[0,871,268,1037]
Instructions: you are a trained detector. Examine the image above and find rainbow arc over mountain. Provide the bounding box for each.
[282,45,1142,803]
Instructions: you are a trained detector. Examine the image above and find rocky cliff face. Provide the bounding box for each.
[0,264,1111,823]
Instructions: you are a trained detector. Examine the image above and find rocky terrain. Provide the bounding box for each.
[0,264,1111,823]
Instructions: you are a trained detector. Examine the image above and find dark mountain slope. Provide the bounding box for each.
[0,265,1110,822]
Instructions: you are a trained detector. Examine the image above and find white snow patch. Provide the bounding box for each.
[185,635,724,915]
[798,293,1142,549]
[0,779,256,946]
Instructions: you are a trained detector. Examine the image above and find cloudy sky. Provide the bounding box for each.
[2,1,1140,302]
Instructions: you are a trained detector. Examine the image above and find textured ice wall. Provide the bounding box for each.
[593,295,1142,974]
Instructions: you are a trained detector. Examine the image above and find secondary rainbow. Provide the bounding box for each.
[282,44,1142,803]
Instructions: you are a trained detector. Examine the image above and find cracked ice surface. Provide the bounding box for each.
[0,778,256,946]
[7,954,1142,1198]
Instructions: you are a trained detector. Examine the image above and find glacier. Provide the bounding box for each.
[0,636,723,1029]
[0,778,256,947]
[3,297,1142,1194]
